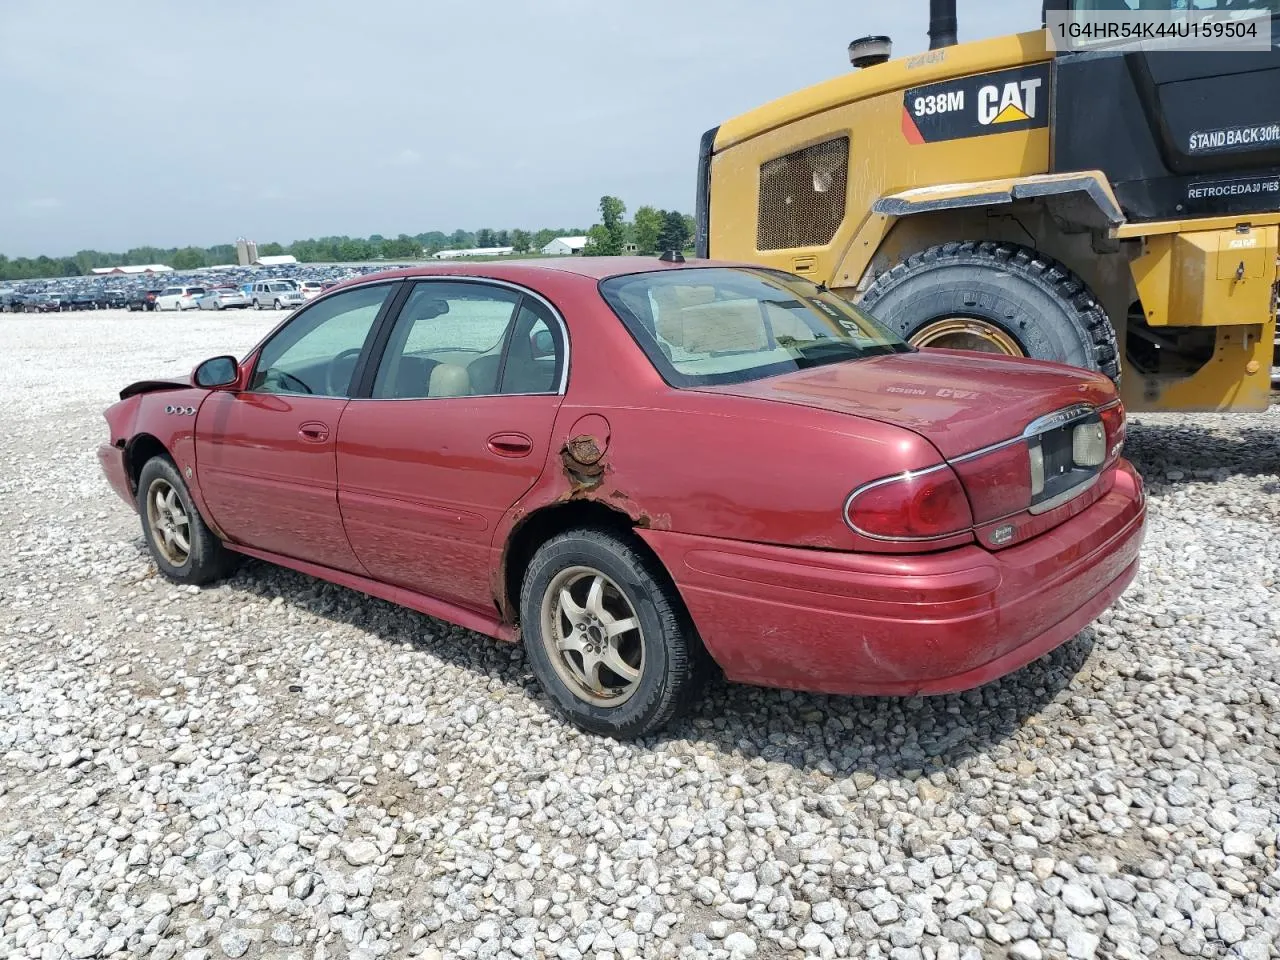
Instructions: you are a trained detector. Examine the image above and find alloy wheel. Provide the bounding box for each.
[146,478,191,566]
[540,566,644,706]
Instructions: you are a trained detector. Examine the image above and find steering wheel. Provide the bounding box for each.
[262,368,313,395]
[326,348,363,397]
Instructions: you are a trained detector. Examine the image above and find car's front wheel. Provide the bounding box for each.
[137,457,236,585]
[520,529,707,738]
[274,298,283,309]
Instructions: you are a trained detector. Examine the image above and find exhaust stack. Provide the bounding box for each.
[928,0,958,49]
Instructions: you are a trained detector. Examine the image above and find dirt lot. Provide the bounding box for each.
[1,309,1277,960]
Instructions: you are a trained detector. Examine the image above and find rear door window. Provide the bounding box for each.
[371,281,547,399]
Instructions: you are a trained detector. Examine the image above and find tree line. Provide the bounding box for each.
[582,198,695,257]
[0,199,694,281]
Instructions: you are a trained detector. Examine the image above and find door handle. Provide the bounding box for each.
[487,432,533,458]
[298,421,330,443]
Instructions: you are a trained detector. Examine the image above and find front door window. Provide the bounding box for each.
[250,284,392,397]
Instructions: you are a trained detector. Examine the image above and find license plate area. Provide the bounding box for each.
[1028,413,1104,515]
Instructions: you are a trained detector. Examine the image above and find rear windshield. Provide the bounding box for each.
[599,267,911,387]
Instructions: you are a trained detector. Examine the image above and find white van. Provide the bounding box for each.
[154,286,208,312]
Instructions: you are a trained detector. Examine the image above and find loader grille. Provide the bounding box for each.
[757,137,849,251]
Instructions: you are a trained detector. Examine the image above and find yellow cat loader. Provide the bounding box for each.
[695,0,1280,411]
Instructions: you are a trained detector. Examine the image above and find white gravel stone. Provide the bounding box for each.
[0,312,1277,960]
[1222,832,1258,858]
[1066,930,1100,959]
[341,839,380,866]
[218,929,251,959]
[1217,913,1246,945]
[1061,883,1103,916]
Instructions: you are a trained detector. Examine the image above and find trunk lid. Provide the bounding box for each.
[697,349,1116,459]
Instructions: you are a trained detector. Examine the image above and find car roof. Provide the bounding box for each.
[329,256,744,290]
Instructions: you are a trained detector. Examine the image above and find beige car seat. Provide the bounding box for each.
[650,285,717,350]
[427,363,472,397]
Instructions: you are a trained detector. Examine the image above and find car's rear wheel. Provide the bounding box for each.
[137,457,235,585]
[520,529,707,739]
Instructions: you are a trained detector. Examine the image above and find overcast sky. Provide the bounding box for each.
[0,0,1035,257]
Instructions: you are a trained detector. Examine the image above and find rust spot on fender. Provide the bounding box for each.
[560,437,606,492]
[566,435,604,465]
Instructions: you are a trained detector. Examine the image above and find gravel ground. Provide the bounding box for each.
[1,309,1277,960]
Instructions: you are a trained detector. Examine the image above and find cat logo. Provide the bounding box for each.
[903,64,1049,144]
[978,77,1042,126]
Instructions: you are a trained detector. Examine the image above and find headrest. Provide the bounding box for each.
[428,363,471,397]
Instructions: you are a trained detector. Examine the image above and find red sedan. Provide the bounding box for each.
[98,258,1145,737]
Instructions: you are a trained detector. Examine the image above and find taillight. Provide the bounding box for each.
[845,467,973,541]
[1099,400,1125,465]
[950,442,1032,524]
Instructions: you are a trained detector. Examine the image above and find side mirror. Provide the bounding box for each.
[194,355,239,389]
[530,329,555,358]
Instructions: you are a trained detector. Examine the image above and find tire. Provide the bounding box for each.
[520,528,708,739]
[858,240,1120,383]
[273,298,282,310]
[136,456,236,586]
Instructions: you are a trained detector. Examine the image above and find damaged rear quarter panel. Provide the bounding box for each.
[503,390,945,557]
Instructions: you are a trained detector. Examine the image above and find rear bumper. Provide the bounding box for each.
[97,444,134,507]
[640,460,1145,696]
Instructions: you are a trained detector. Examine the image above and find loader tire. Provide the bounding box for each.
[858,240,1120,383]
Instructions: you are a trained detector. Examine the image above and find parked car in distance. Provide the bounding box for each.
[25,293,61,313]
[1,292,25,313]
[155,286,208,311]
[96,289,129,309]
[63,290,98,311]
[127,289,162,312]
[197,287,252,310]
[298,280,324,301]
[98,258,1145,738]
[250,280,305,310]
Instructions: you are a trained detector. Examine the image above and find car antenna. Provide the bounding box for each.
[658,250,685,263]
